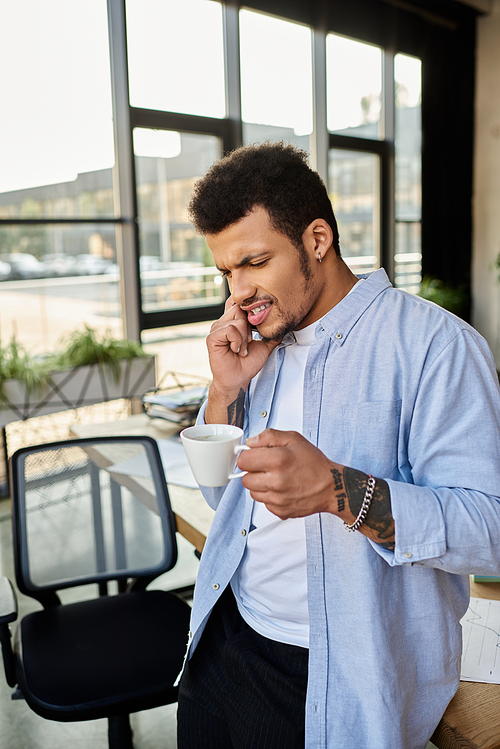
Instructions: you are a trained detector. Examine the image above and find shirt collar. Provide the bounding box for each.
[318,268,393,347]
[251,268,392,349]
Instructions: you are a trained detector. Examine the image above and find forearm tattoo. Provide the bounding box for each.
[331,468,347,512]
[227,388,246,427]
[336,466,395,550]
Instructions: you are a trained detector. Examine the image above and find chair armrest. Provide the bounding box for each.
[0,577,17,623]
[0,577,18,688]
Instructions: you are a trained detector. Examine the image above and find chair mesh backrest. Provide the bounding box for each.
[12,437,177,594]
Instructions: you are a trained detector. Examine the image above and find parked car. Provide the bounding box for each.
[0,259,11,281]
[139,255,167,273]
[0,253,46,280]
[74,254,113,275]
[139,255,170,288]
[41,254,78,278]
[103,262,120,276]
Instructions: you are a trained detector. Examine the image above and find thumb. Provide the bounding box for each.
[246,428,297,448]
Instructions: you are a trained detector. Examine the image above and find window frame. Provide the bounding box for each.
[110,3,403,336]
[0,0,475,344]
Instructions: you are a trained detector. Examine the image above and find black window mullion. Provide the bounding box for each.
[130,107,233,141]
[222,0,243,153]
[381,47,395,282]
[328,133,386,156]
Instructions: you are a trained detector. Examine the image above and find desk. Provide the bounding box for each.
[69,414,214,555]
[71,415,500,747]
[431,579,500,749]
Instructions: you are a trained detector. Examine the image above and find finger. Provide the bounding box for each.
[223,298,247,321]
[236,445,279,473]
[210,315,249,338]
[240,473,269,494]
[208,322,246,355]
[248,491,293,520]
[246,428,302,449]
[238,451,290,489]
[216,304,251,348]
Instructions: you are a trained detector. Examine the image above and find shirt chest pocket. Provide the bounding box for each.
[341,400,401,477]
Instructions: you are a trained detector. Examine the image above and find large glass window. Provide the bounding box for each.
[0,0,118,356]
[326,34,383,275]
[1,0,427,346]
[0,0,114,205]
[239,9,313,149]
[133,130,223,313]
[126,0,226,119]
[394,54,422,292]
[326,35,383,140]
[328,150,380,273]
[0,224,120,353]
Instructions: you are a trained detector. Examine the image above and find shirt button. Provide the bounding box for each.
[212,583,220,590]
[261,410,267,418]
[404,552,412,559]
[241,529,247,536]
[335,332,343,340]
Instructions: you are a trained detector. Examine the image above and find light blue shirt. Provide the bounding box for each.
[186,268,500,749]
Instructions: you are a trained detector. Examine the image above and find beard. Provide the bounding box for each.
[258,306,308,342]
[257,249,315,343]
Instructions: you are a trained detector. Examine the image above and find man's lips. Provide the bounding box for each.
[245,302,272,326]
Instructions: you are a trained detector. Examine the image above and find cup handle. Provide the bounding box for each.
[228,444,251,479]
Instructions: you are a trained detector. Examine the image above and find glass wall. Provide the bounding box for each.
[0,0,119,353]
[126,0,226,119]
[0,224,119,354]
[326,34,383,275]
[133,130,223,313]
[328,150,380,273]
[1,0,425,354]
[326,35,383,140]
[394,54,422,293]
[240,9,313,150]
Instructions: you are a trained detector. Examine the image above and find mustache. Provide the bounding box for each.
[239,294,276,309]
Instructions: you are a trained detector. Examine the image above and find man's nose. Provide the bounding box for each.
[229,271,256,306]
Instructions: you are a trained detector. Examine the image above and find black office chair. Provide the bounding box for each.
[0,436,192,749]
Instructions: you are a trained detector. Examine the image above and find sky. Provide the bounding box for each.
[0,0,421,194]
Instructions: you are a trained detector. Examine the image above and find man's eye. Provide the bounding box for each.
[250,260,267,269]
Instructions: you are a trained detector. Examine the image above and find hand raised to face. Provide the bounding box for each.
[206,296,280,394]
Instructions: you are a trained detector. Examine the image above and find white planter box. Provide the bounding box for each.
[0,356,156,427]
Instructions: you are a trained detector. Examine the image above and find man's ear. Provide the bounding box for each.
[303,219,334,262]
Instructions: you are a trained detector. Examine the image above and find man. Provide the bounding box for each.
[176,142,500,749]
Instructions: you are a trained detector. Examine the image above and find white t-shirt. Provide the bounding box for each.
[231,320,317,648]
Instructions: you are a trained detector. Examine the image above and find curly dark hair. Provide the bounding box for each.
[188,141,341,256]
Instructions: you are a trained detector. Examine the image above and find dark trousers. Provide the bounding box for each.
[177,587,309,749]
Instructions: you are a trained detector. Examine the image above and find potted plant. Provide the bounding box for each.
[0,327,156,427]
[417,275,468,319]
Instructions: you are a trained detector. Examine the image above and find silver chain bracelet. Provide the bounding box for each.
[343,474,376,532]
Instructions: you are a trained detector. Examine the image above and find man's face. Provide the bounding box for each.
[206,207,327,342]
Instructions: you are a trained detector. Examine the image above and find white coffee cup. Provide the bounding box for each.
[180,424,247,487]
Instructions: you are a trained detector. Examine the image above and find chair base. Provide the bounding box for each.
[108,714,134,749]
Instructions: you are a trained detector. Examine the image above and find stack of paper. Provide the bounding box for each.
[143,386,207,424]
